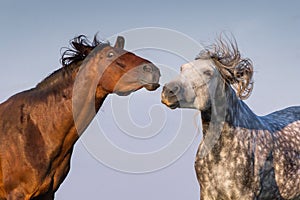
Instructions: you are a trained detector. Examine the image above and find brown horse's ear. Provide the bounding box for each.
[114,36,125,49]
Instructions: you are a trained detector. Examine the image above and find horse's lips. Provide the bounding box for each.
[115,83,160,96]
[161,98,180,109]
[144,83,160,91]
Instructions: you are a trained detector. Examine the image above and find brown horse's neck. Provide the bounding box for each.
[0,62,110,195]
[32,62,109,153]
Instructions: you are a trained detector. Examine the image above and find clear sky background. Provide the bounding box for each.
[1,0,300,199]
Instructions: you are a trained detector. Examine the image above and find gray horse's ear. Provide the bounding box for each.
[114,36,125,49]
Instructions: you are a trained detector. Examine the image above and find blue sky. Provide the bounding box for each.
[1,1,300,199]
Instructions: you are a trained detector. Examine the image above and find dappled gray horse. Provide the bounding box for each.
[161,38,300,200]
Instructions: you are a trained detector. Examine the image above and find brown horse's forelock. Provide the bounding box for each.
[196,36,254,100]
[36,35,109,90]
[61,34,110,67]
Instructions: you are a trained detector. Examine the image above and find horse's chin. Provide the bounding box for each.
[168,102,180,109]
[144,83,160,91]
[115,90,135,96]
[161,99,180,109]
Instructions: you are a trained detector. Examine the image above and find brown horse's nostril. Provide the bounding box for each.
[143,64,153,73]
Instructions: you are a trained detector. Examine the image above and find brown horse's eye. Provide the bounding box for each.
[107,52,114,58]
[143,65,152,73]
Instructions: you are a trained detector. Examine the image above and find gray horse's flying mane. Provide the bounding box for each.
[196,35,254,100]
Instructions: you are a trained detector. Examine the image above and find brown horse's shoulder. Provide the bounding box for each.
[0,90,50,193]
[0,91,31,130]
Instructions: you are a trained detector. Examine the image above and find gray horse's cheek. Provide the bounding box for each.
[194,93,209,110]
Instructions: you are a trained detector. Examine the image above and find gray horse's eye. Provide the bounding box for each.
[107,52,114,58]
[204,70,213,77]
[192,83,197,90]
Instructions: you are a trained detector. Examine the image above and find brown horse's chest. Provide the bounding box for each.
[0,161,5,199]
[0,105,76,199]
[30,144,74,198]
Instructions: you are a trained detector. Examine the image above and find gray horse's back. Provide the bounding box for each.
[262,106,300,129]
[262,106,300,199]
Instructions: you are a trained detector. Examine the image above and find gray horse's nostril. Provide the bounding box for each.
[168,84,181,96]
[143,64,153,73]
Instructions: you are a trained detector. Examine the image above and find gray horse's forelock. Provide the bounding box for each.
[196,35,254,100]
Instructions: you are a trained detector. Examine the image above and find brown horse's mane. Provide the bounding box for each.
[36,35,109,90]
[61,35,110,67]
[196,35,254,100]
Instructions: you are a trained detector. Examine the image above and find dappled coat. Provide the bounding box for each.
[162,37,300,199]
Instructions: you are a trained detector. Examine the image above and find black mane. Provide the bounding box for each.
[36,34,109,90]
[61,34,109,67]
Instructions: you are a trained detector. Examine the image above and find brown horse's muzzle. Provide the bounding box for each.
[140,63,161,91]
[144,83,160,91]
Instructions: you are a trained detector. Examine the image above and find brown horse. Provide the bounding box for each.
[0,35,160,200]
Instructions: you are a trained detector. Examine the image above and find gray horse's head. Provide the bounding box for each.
[161,36,254,111]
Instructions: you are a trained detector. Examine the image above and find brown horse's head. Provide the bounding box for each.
[62,35,160,96]
[97,36,160,96]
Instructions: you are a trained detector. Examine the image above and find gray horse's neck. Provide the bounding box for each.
[225,87,265,129]
[201,85,264,136]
